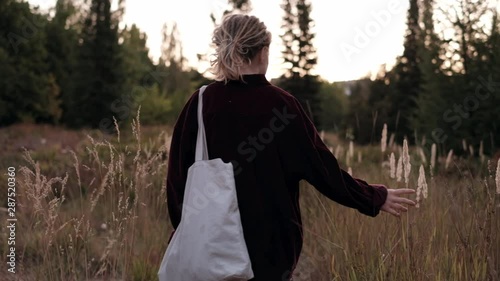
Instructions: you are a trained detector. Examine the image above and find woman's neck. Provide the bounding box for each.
[239,64,265,76]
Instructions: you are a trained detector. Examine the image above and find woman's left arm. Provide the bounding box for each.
[282,97,412,217]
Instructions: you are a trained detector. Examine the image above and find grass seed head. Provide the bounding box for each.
[431,143,437,169]
[416,165,428,208]
[496,158,500,195]
[390,153,396,179]
[403,139,411,184]
[381,123,388,153]
[445,149,454,170]
[419,147,427,164]
[335,145,342,159]
[349,141,354,158]
[388,133,395,149]
[419,165,428,199]
[397,156,403,182]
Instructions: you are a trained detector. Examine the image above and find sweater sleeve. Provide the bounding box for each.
[282,97,387,217]
[166,91,200,229]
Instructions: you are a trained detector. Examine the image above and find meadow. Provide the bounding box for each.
[1,115,499,281]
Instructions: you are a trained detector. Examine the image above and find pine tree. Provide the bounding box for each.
[460,2,500,154]
[446,0,490,76]
[390,0,422,142]
[67,0,126,129]
[121,24,154,89]
[278,0,321,127]
[280,0,298,76]
[319,81,348,132]
[419,0,443,76]
[438,0,496,152]
[158,22,188,97]
[412,0,445,139]
[46,0,79,125]
[295,0,317,76]
[155,22,195,121]
[0,0,61,125]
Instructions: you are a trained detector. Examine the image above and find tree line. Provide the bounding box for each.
[0,0,210,131]
[341,0,500,156]
[275,0,499,156]
[1,0,499,156]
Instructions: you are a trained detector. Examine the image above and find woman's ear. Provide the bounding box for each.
[259,46,270,74]
[258,46,269,63]
[261,46,269,58]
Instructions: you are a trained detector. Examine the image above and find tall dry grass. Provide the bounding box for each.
[1,115,499,281]
[1,112,172,280]
[295,142,499,281]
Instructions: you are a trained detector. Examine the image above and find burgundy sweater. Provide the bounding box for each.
[166,74,387,280]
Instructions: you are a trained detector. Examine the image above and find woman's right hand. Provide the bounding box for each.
[380,188,416,217]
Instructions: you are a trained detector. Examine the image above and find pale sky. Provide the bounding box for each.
[29,0,411,82]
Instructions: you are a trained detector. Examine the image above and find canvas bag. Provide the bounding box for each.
[158,85,254,281]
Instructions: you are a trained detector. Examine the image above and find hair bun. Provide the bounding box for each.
[211,14,272,82]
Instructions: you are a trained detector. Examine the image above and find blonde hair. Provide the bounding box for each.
[211,14,272,82]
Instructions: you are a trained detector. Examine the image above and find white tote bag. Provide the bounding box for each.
[158,85,254,281]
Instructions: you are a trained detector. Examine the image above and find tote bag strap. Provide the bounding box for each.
[195,85,209,161]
